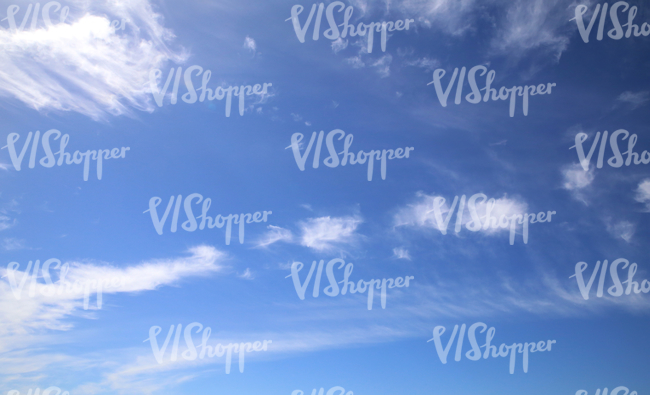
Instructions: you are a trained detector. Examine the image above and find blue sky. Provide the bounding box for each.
[0,0,649,394]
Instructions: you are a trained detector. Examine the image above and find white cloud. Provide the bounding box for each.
[0,215,16,232]
[344,44,391,77]
[393,194,440,229]
[0,199,19,232]
[290,113,303,122]
[395,0,477,36]
[239,268,254,280]
[84,259,650,393]
[0,163,11,171]
[0,245,226,334]
[345,56,365,69]
[298,216,362,251]
[394,0,579,68]
[489,0,571,62]
[392,248,412,260]
[394,192,527,235]
[347,0,369,15]
[562,163,595,190]
[634,179,650,211]
[255,225,293,248]
[561,163,595,205]
[404,57,440,71]
[372,54,392,78]
[12,253,648,392]
[0,245,229,389]
[617,91,649,110]
[1,238,25,251]
[331,37,348,53]
[243,36,256,52]
[0,0,186,121]
[606,220,635,243]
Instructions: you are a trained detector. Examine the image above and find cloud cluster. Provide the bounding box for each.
[256,215,363,252]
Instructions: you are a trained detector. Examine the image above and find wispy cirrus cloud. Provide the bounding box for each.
[0,198,19,232]
[331,37,348,53]
[255,216,363,252]
[371,54,393,78]
[16,255,648,394]
[0,245,230,391]
[616,91,649,110]
[394,0,479,36]
[394,0,586,69]
[1,238,26,251]
[392,247,412,260]
[91,258,650,392]
[404,57,440,72]
[344,39,393,77]
[255,225,294,248]
[0,245,226,336]
[393,191,527,235]
[298,216,363,251]
[605,219,635,243]
[0,0,186,121]
[489,0,573,63]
